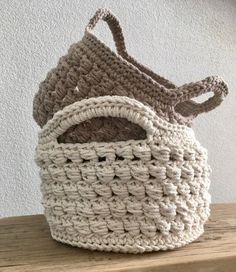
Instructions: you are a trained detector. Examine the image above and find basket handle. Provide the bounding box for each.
[85,8,127,57]
[39,96,159,144]
[174,76,228,119]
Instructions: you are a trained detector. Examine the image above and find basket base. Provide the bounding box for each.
[49,227,205,253]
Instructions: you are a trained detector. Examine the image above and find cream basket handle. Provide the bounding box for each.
[85,8,127,57]
[174,76,228,118]
[39,96,160,144]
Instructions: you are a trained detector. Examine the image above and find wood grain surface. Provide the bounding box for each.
[0,204,236,272]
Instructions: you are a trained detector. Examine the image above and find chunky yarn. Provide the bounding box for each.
[36,96,214,253]
[33,8,228,143]
[34,8,228,253]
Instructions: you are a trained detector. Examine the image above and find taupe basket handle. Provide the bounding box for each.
[39,96,159,144]
[174,76,228,118]
[86,8,127,57]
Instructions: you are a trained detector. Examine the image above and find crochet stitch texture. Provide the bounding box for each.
[34,8,228,253]
[36,96,211,253]
[33,8,228,143]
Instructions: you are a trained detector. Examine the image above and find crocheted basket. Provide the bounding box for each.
[33,8,228,144]
[35,94,226,253]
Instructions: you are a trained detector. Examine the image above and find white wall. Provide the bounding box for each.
[0,0,235,217]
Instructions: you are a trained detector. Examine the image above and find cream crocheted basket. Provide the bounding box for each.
[36,95,222,253]
[35,9,228,253]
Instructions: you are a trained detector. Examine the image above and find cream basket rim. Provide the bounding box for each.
[38,96,193,145]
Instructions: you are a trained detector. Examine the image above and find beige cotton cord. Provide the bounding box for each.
[33,8,228,143]
[36,95,212,253]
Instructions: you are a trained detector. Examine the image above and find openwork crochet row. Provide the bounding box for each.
[36,96,212,253]
[33,8,228,143]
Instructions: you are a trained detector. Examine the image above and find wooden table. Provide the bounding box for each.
[0,204,236,272]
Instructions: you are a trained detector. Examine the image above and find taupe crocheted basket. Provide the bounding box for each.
[33,8,228,143]
[35,9,228,253]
